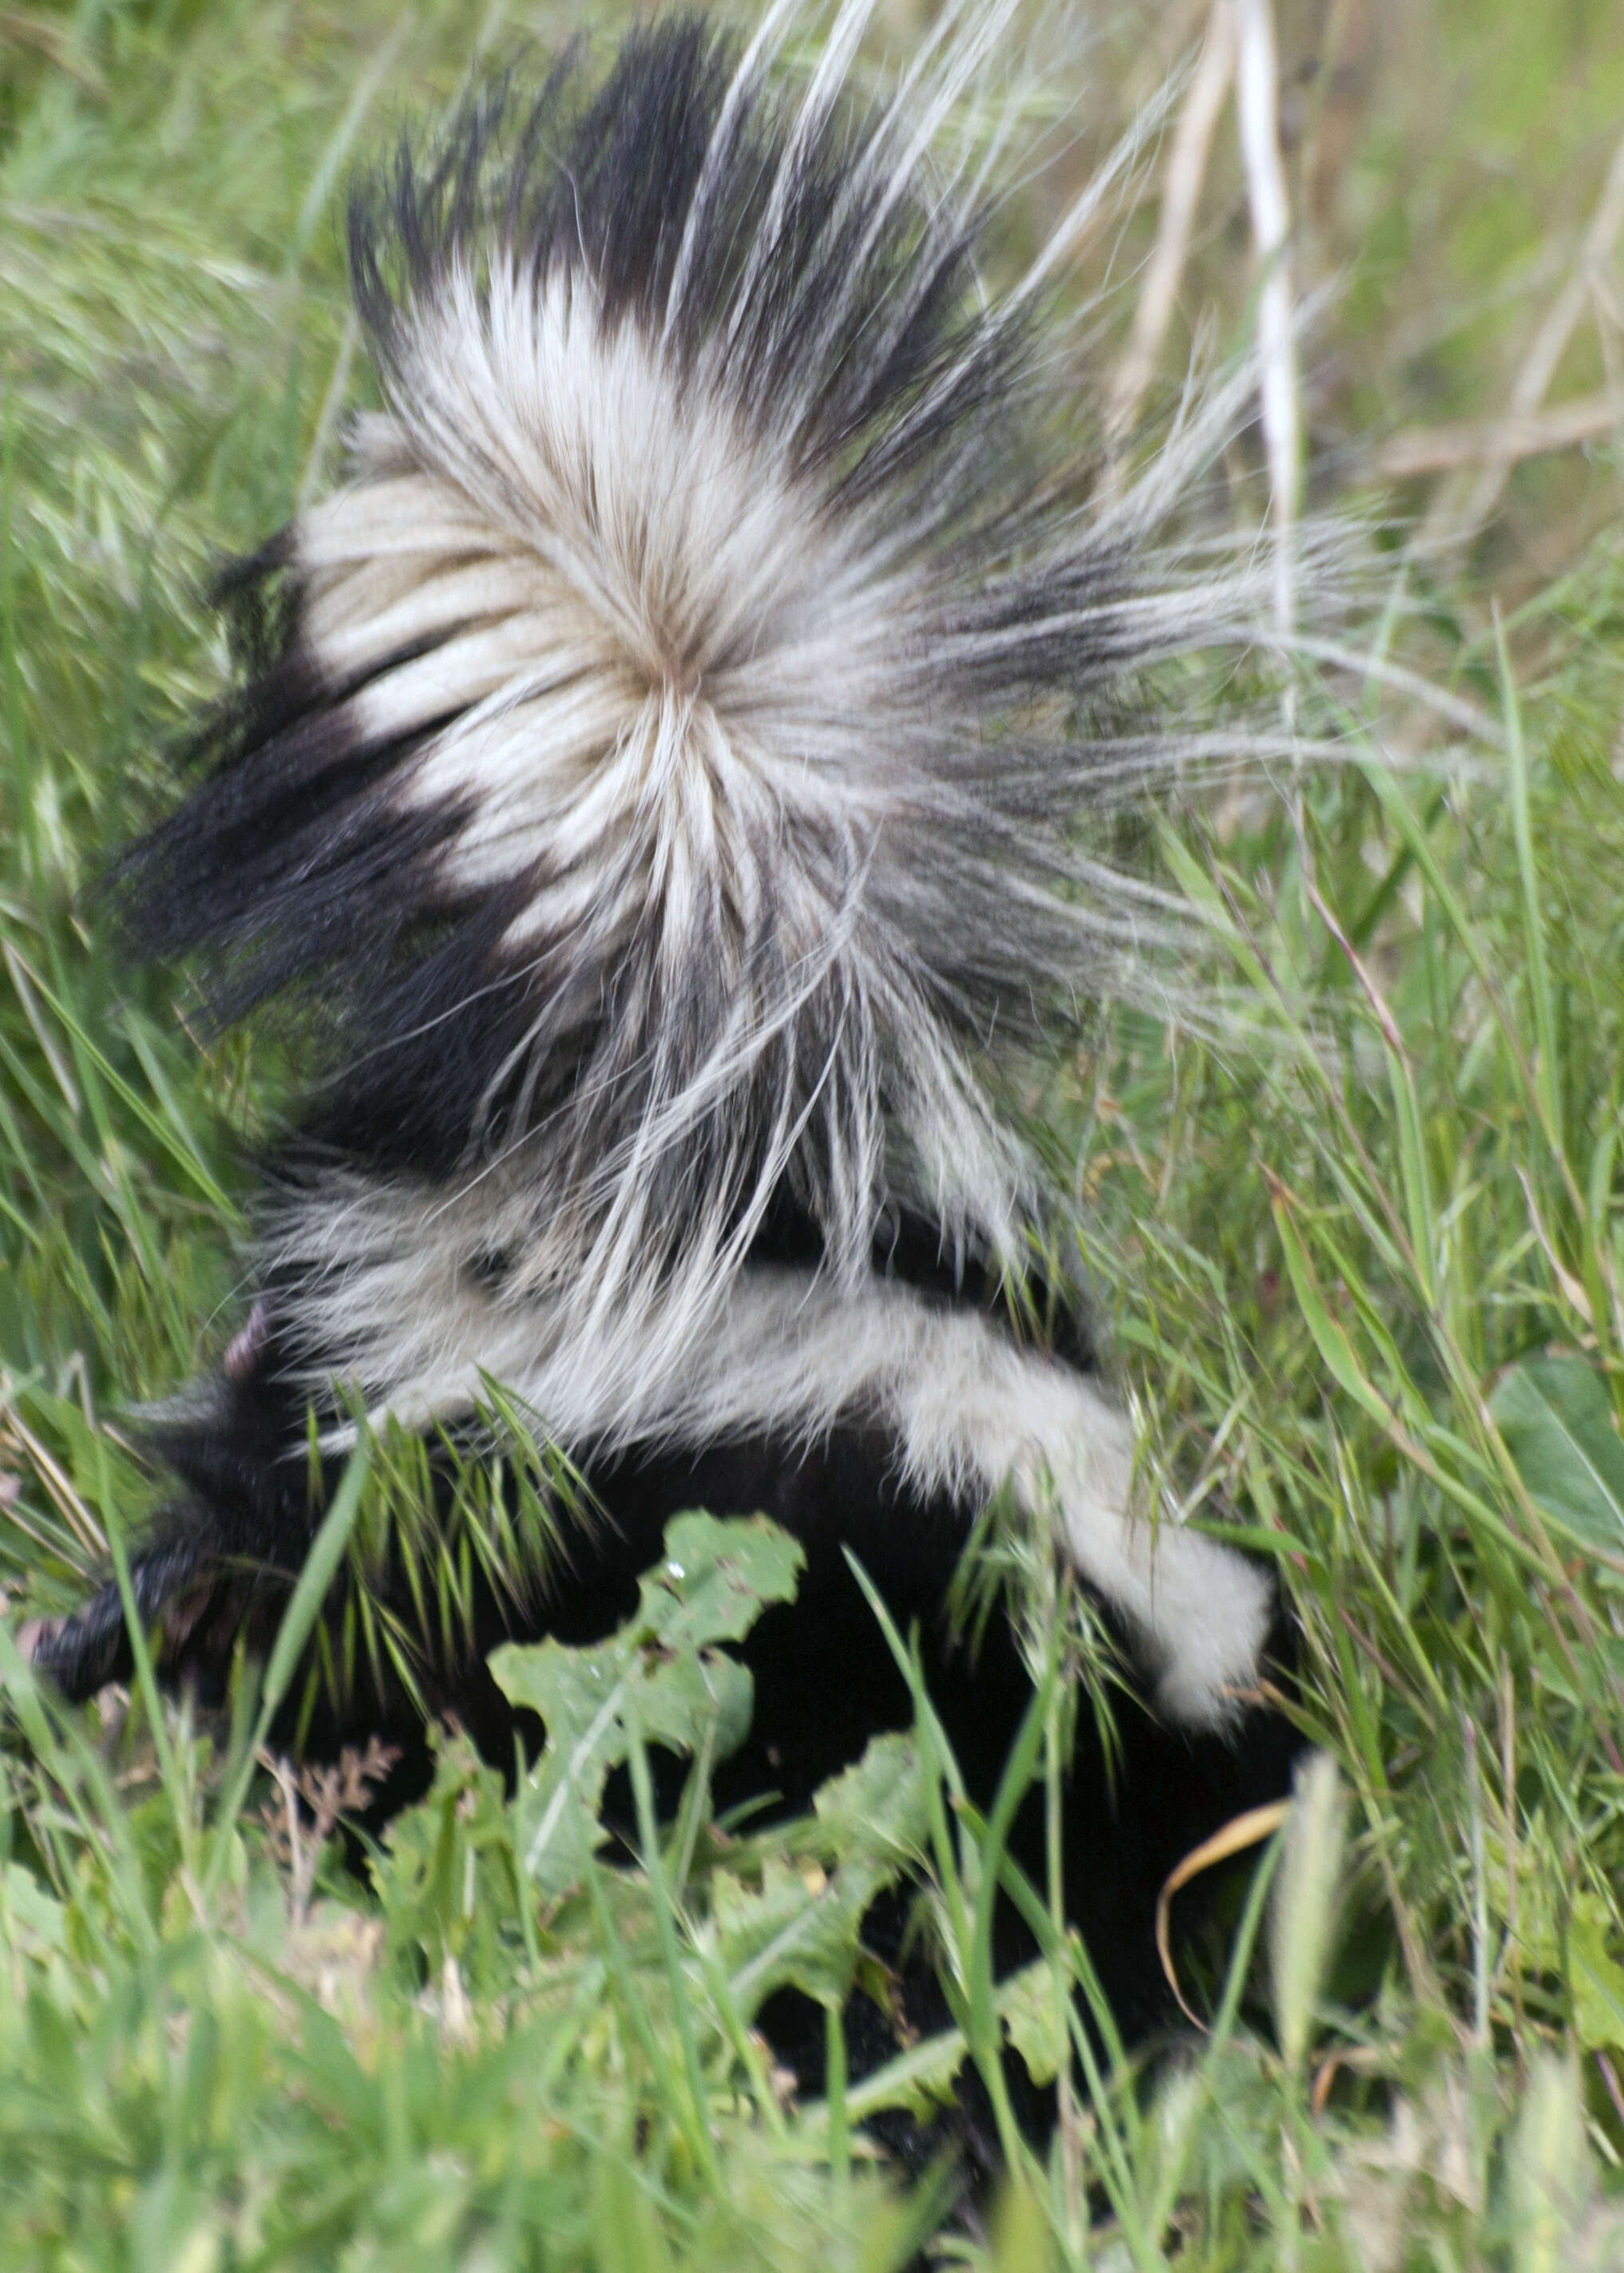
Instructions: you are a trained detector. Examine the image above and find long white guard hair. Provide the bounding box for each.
[118,2,1285,1726]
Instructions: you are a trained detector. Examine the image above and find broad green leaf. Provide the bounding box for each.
[1569,1898,1624,2053]
[711,1732,929,2015]
[712,1856,877,2015]
[492,1513,803,1899]
[823,1956,1075,2129]
[998,1955,1064,2088]
[0,1859,68,1962]
[806,1725,932,1866]
[1490,1356,1624,1555]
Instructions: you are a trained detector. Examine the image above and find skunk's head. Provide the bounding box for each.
[117,10,1291,1340]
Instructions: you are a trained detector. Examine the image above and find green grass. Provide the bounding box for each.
[4,0,1624,2263]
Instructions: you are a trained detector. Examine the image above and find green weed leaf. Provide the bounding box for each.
[712,1732,929,2015]
[492,1514,803,1899]
[1491,1356,1624,1555]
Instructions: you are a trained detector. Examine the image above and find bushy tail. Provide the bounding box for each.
[116,2,1308,1352]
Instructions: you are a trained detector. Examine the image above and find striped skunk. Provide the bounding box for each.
[34,6,1301,2079]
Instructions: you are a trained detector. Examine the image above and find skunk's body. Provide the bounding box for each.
[38,6,1299,2073]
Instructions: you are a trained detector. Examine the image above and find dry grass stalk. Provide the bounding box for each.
[1376,389,1624,481]
[1235,0,1299,640]
[1106,0,1238,451]
[1423,124,1624,549]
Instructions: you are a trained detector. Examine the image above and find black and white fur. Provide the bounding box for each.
[38,2,1300,2062]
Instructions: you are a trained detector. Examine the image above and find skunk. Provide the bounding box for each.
[35,6,1300,2076]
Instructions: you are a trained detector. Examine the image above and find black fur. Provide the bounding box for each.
[35,1226,1297,2077]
